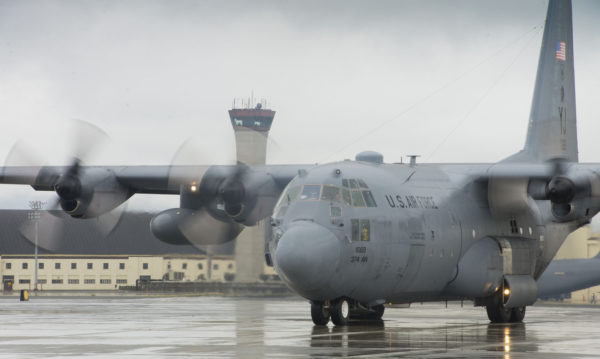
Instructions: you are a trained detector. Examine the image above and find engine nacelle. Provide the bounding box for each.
[502,275,538,308]
[55,168,130,218]
[150,208,243,246]
[180,165,279,226]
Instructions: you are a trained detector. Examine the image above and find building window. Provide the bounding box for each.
[84,279,95,284]
[52,279,63,284]
[182,263,187,270]
[142,263,148,270]
[100,279,111,284]
[87,263,93,270]
[55,263,61,270]
[68,279,79,284]
[119,263,125,270]
[197,263,203,270]
[213,264,219,270]
[103,263,109,270]
[22,263,28,269]
[39,262,44,269]
[71,263,77,270]
[19,279,30,284]
[38,279,47,284]
[116,279,127,284]
[227,264,233,270]
[5,263,11,270]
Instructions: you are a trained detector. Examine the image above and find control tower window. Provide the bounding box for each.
[351,190,366,207]
[321,186,341,202]
[300,185,321,200]
[362,190,377,207]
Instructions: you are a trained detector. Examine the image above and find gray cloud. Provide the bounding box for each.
[0,0,599,209]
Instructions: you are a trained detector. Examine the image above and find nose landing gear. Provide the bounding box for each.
[310,298,385,326]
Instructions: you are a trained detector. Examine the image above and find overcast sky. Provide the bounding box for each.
[1,0,599,210]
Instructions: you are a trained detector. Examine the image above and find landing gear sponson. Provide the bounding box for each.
[311,298,385,326]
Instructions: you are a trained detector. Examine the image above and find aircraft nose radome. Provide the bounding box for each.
[275,222,341,292]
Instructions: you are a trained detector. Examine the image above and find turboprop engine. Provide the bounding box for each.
[150,164,279,246]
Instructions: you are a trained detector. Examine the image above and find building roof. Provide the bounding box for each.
[0,210,235,256]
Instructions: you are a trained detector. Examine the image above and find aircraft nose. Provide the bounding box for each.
[274,222,341,292]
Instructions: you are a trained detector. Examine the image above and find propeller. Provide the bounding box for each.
[152,136,245,248]
[4,120,128,252]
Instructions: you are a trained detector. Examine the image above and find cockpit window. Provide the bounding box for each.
[276,206,288,218]
[342,179,349,188]
[300,185,321,200]
[349,179,359,189]
[276,185,301,208]
[358,179,369,189]
[362,190,377,207]
[321,185,340,202]
[351,190,366,207]
[342,188,352,206]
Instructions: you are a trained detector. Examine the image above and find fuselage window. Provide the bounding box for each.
[362,190,377,207]
[330,206,342,217]
[351,190,366,207]
[321,185,341,202]
[349,179,359,189]
[358,179,369,189]
[351,219,370,241]
[300,185,321,200]
[342,188,352,206]
[351,219,359,241]
[360,219,370,241]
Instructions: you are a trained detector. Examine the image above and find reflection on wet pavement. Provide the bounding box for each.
[0,296,598,358]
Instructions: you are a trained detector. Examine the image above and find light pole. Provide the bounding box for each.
[28,200,45,291]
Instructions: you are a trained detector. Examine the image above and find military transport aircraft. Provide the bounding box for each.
[537,252,600,300]
[0,0,595,325]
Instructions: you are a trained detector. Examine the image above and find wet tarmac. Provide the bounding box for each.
[0,295,598,358]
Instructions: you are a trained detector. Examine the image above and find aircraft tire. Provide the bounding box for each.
[510,306,526,322]
[368,304,385,320]
[486,293,512,323]
[331,298,350,326]
[311,301,330,326]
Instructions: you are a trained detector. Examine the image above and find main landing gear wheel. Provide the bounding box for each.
[311,301,330,326]
[368,304,385,320]
[331,298,350,326]
[486,292,526,323]
[510,306,526,323]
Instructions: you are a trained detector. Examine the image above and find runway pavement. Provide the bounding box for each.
[0,295,598,358]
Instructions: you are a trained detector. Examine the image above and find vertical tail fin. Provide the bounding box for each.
[515,0,578,163]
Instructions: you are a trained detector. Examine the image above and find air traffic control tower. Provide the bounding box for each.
[229,98,275,282]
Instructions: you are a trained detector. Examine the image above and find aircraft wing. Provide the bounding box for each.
[0,163,309,220]
[453,162,600,221]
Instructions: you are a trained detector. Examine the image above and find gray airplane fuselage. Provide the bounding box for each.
[270,160,577,305]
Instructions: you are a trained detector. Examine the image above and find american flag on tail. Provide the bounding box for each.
[556,41,566,61]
